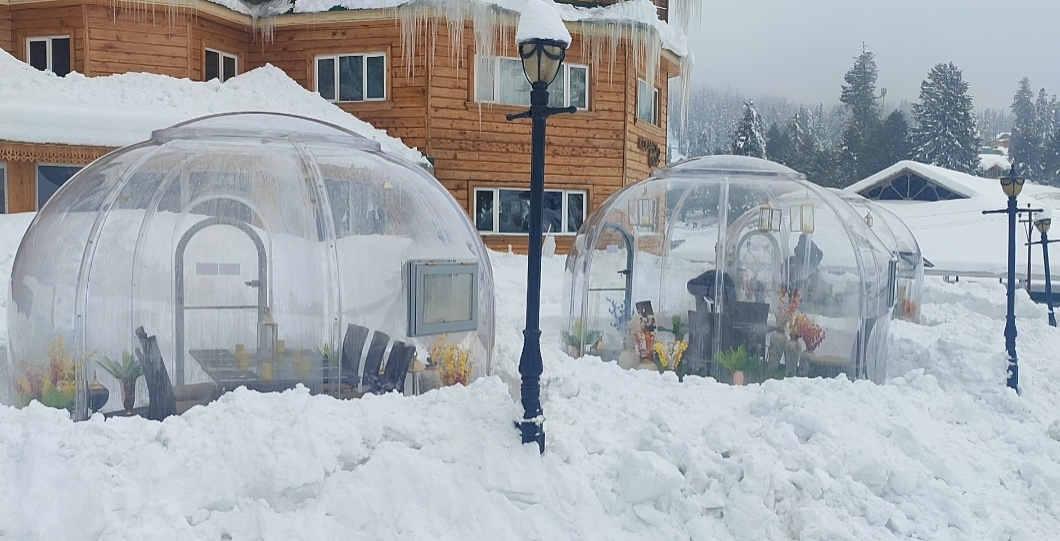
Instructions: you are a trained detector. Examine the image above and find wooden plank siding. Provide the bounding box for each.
[0,4,13,55]
[0,140,113,212]
[252,20,430,153]
[9,2,86,74]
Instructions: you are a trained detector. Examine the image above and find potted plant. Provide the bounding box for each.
[428,340,473,387]
[99,351,143,416]
[794,313,825,353]
[716,345,751,385]
[652,339,689,380]
[14,336,84,412]
[562,320,602,359]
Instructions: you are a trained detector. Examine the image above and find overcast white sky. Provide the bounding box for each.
[689,0,1060,111]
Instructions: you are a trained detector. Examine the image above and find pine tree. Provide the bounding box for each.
[874,110,913,169]
[839,48,883,179]
[765,122,794,166]
[912,62,982,174]
[731,101,767,158]
[1010,77,1039,177]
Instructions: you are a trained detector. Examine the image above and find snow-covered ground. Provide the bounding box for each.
[4,214,1060,539]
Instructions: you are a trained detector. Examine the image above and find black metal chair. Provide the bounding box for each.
[135,326,177,421]
[341,324,370,387]
[374,341,416,394]
[361,331,390,390]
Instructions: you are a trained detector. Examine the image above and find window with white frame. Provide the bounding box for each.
[475,56,589,110]
[27,36,71,77]
[36,164,81,210]
[205,49,238,82]
[0,162,7,214]
[316,53,386,102]
[474,188,586,235]
[637,79,659,125]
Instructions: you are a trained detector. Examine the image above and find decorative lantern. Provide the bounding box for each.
[258,308,278,360]
[758,201,782,232]
[790,200,815,234]
[1000,168,1025,199]
[865,212,874,228]
[629,196,657,231]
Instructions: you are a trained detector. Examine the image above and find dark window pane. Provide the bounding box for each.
[542,191,562,234]
[339,55,363,102]
[0,166,6,213]
[206,50,220,81]
[222,55,237,81]
[498,189,530,233]
[51,38,70,77]
[29,40,48,71]
[548,69,564,108]
[567,192,584,232]
[37,165,81,209]
[317,58,335,101]
[366,55,385,99]
[475,190,494,232]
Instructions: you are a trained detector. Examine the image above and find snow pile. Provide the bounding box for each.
[0,49,425,164]
[5,214,1060,538]
[515,0,571,46]
[980,153,1011,173]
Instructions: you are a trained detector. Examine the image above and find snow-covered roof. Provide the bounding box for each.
[979,153,1011,172]
[847,161,1060,275]
[0,48,426,165]
[846,160,995,200]
[516,0,572,46]
[209,0,691,59]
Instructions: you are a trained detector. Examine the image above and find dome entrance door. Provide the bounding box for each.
[174,217,268,385]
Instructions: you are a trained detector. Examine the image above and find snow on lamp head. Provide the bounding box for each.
[1001,167,1025,199]
[515,0,572,88]
[1036,208,1053,234]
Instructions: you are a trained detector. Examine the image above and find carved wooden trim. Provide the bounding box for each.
[0,141,113,163]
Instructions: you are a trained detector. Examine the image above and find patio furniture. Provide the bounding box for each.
[361,331,390,390]
[373,341,416,394]
[135,326,177,421]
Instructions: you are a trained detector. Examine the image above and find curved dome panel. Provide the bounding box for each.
[3,112,494,419]
[562,156,897,385]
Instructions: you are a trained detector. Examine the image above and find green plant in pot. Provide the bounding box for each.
[562,320,602,359]
[99,351,142,416]
[716,345,751,386]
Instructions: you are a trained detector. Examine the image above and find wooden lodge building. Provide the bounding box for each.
[0,0,693,252]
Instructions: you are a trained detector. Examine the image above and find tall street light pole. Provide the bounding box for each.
[1031,210,1057,327]
[507,2,575,453]
[983,167,1034,391]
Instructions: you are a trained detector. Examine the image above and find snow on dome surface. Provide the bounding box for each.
[0,112,494,419]
[516,0,572,46]
[563,156,897,386]
[0,48,425,165]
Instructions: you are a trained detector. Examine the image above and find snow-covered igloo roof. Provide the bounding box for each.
[2,112,493,419]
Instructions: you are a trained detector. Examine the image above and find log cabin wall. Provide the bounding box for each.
[0,4,13,54]
[8,0,86,74]
[84,3,191,77]
[429,22,631,254]
[0,141,113,212]
[257,16,430,153]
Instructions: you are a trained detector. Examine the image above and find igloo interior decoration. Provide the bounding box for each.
[2,112,494,420]
[562,155,899,386]
[830,189,925,323]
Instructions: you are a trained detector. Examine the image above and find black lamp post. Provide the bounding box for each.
[506,36,576,453]
[983,167,1034,391]
[1031,212,1058,327]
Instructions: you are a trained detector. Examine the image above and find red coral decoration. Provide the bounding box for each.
[793,314,825,352]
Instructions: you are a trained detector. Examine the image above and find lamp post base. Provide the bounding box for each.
[517,328,545,453]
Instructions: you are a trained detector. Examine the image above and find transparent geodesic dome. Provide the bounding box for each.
[562,155,898,385]
[830,189,925,323]
[2,112,494,419]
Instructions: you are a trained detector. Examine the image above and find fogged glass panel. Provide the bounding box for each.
[637,80,655,124]
[548,69,564,108]
[475,57,495,102]
[569,66,588,109]
[498,189,530,233]
[543,190,562,234]
[316,58,335,101]
[366,55,385,99]
[567,192,584,232]
[339,55,364,102]
[423,273,474,324]
[37,165,82,209]
[498,58,531,106]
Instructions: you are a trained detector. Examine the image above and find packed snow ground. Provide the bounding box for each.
[4,217,1060,539]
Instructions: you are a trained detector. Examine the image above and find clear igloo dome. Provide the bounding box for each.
[562,155,898,385]
[830,189,925,323]
[2,112,494,420]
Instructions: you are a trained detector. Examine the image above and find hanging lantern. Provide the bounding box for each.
[865,212,874,228]
[758,201,782,232]
[790,200,815,234]
[629,196,657,230]
[258,308,278,360]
